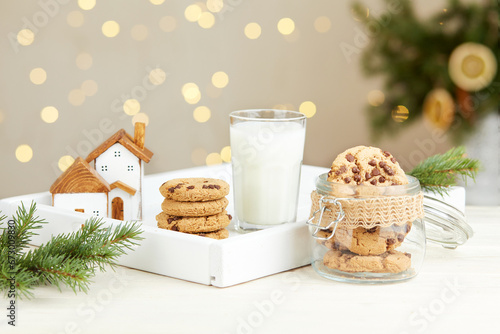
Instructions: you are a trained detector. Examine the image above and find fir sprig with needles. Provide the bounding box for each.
[408,146,481,196]
[0,202,143,299]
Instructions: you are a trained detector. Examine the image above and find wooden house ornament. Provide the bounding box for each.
[50,122,153,221]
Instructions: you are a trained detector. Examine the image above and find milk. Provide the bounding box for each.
[230,121,306,226]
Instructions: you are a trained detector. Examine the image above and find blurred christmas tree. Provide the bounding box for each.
[352,0,499,142]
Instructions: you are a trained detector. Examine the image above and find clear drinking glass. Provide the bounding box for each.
[230,109,306,231]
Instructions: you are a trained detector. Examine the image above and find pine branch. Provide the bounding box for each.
[408,146,481,196]
[0,203,144,299]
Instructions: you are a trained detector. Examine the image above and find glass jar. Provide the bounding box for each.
[307,173,473,284]
[308,173,426,283]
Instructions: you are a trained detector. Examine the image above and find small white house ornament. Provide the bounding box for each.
[50,122,153,221]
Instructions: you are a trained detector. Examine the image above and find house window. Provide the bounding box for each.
[114,151,121,157]
[101,165,108,172]
[93,210,100,216]
[127,165,134,171]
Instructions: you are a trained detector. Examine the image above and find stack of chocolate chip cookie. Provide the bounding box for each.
[156,178,231,240]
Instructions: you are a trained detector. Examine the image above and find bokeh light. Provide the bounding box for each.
[67,11,84,28]
[81,80,98,96]
[185,4,202,22]
[351,7,370,21]
[132,113,150,126]
[159,16,177,32]
[220,146,231,162]
[193,106,211,123]
[244,23,261,40]
[58,155,75,172]
[76,53,93,70]
[198,12,215,29]
[299,101,316,118]
[78,0,96,11]
[149,68,166,85]
[17,29,35,46]
[212,71,229,88]
[206,152,222,166]
[150,0,165,4]
[367,90,385,107]
[131,24,149,41]
[191,147,207,165]
[277,18,295,35]
[182,83,201,104]
[123,99,141,116]
[207,0,223,13]
[392,105,410,122]
[102,21,120,38]
[68,89,86,106]
[15,145,33,163]
[30,68,47,85]
[314,16,331,33]
[40,106,59,123]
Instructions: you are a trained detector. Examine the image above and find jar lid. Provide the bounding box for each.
[423,195,473,249]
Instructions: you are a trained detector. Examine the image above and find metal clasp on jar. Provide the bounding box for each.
[306,196,345,240]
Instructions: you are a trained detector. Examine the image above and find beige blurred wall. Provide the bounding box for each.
[0,0,466,199]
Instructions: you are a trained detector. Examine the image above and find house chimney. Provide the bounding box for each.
[134,122,145,149]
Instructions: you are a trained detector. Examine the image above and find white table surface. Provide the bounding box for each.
[2,182,499,334]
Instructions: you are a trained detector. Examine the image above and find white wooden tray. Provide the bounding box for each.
[0,164,328,287]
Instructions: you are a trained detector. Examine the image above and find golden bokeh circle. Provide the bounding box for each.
[132,113,150,126]
[131,24,149,41]
[185,4,202,22]
[149,68,166,85]
[67,11,84,28]
[68,89,86,106]
[102,21,120,38]
[41,106,59,123]
[16,144,33,163]
[159,16,177,32]
[30,68,47,85]
[150,0,165,4]
[367,90,385,107]
[193,106,211,123]
[78,0,96,11]
[299,101,316,118]
[17,29,35,46]
[207,0,223,13]
[220,146,231,162]
[58,155,75,172]
[244,23,262,40]
[76,53,93,70]
[206,152,222,166]
[81,80,98,96]
[212,71,229,88]
[391,105,410,123]
[277,18,295,35]
[198,12,215,29]
[314,16,331,33]
[123,99,141,116]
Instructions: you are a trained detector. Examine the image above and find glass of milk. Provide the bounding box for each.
[230,109,306,231]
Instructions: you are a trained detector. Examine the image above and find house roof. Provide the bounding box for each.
[85,129,153,163]
[50,157,111,194]
[110,181,137,196]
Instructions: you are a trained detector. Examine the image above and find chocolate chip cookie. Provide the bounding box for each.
[156,210,232,233]
[327,146,407,186]
[159,178,230,202]
[323,249,412,273]
[322,223,412,256]
[161,197,228,217]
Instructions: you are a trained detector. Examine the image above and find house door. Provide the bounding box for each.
[111,197,124,220]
